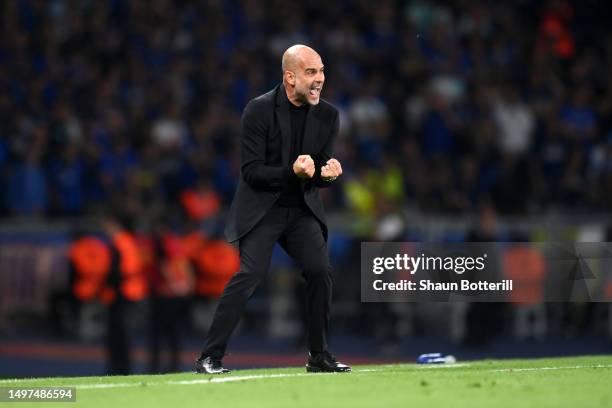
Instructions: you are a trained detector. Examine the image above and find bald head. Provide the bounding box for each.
[282,44,320,73]
[282,44,325,106]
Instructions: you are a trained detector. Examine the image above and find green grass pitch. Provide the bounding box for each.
[1,356,610,407]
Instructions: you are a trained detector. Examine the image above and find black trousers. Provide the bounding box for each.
[149,296,187,373]
[201,204,333,359]
[107,299,130,375]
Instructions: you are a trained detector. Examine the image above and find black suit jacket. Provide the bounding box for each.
[224,84,340,243]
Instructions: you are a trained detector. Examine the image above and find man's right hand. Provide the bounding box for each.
[293,155,315,178]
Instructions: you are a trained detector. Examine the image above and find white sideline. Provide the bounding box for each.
[491,364,612,372]
[417,363,471,369]
[1,363,611,390]
[70,369,387,390]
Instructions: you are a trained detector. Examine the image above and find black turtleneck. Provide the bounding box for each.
[277,98,309,207]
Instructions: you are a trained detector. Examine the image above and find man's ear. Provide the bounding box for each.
[285,71,295,86]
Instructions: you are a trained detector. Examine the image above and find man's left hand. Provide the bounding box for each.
[321,158,342,182]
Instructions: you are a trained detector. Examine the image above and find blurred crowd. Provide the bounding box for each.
[1,0,612,225]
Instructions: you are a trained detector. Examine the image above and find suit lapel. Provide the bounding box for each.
[275,84,292,165]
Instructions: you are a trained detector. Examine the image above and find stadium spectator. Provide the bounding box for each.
[0,0,610,220]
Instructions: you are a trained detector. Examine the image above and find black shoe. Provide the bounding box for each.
[306,351,351,373]
[195,356,231,374]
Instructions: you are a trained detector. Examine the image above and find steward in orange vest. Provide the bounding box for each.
[101,215,147,375]
[70,230,147,305]
[184,231,239,298]
[140,221,194,373]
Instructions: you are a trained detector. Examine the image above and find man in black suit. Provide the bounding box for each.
[196,45,350,374]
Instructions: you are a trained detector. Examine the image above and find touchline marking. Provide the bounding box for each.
[491,364,612,372]
[0,364,462,389]
[62,369,387,390]
[65,363,612,389]
[417,363,471,369]
[2,364,610,389]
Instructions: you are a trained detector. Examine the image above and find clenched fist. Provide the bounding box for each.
[293,155,315,178]
[321,158,342,182]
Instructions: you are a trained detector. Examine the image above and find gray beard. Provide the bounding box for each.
[296,91,309,105]
[297,90,319,106]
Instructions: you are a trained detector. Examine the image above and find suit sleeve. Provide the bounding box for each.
[241,101,295,189]
[313,110,339,188]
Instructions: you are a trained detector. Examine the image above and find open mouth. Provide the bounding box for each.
[309,86,321,97]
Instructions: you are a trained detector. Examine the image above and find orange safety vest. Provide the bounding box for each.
[195,240,239,297]
[112,231,148,302]
[503,245,547,305]
[138,233,194,297]
[162,234,194,296]
[71,233,148,304]
[182,231,207,261]
[70,237,112,301]
[180,189,221,221]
